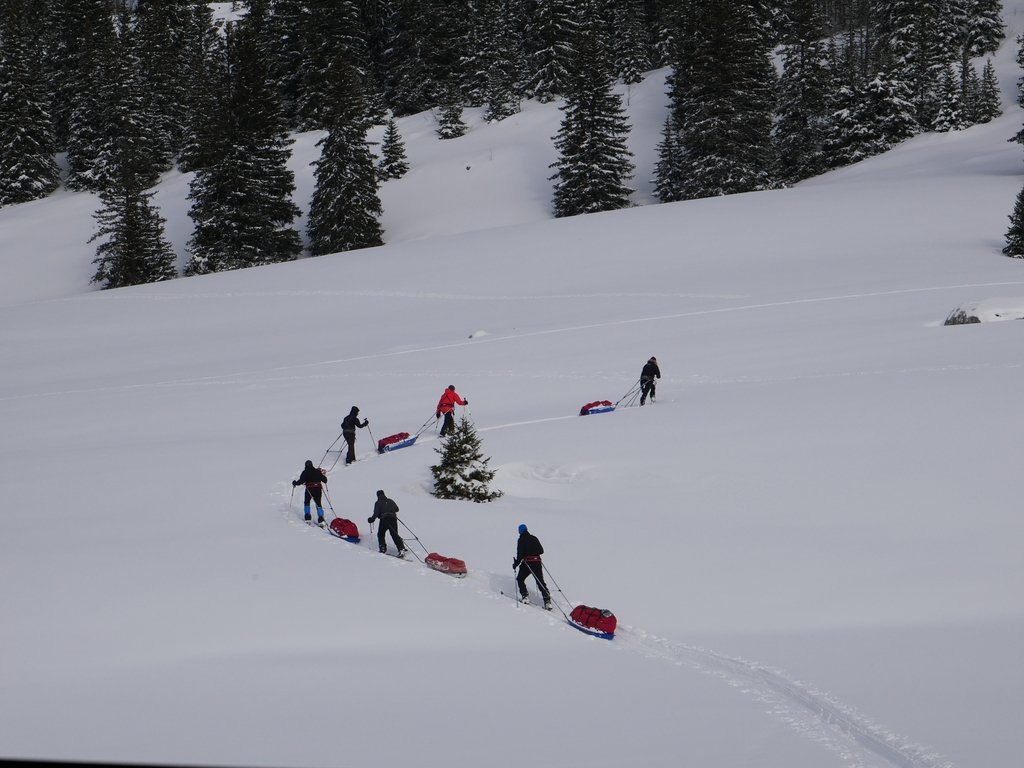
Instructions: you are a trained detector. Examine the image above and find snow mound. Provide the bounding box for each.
[944,298,1024,324]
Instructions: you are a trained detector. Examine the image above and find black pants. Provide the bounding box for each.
[640,378,656,404]
[440,412,455,436]
[517,561,550,601]
[377,516,404,553]
[343,431,356,464]
[303,487,323,507]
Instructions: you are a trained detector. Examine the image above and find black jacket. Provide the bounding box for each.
[296,462,327,488]
[641,362,661,382]
[370,495,399,522]
[514,532,544,567]
[342,409,368,434]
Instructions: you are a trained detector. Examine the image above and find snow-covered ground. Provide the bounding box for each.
[2,14,1024,768]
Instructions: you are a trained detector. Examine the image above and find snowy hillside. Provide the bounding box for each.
[3,11,1024,768]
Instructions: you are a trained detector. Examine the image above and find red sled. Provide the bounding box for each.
[328,518,360,543]
[579,400,615,416]
[378,432,419,453]
[568,605,617,639]
[424,552,467,577]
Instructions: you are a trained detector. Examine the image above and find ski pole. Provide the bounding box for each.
[289,483,296,512]
[523,561,568,618]
[322,486,336,516]
[366,423,376,450]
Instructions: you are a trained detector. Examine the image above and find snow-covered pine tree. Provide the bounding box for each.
[775,0,832,184]
[430,415,503,502]
[185,8,302,275]
[64,0,118,191]
[932,65,966,132]
[0,0,59,207]
[307,59,383,256]
[964,0,1005,58]
[612,0,649,85]
[480,0,523,123]
[296,0,368,131]
[90,136,177,289]
[653,115,684,204]
[378,116,410,180]
[263,0,308,128]
[92,6,167,192]
[1002,183,1024,258]
[550,6,634,218]
[523,0,577,102]
[437,89,468,138]
[178,1,229,173]
[670,0,776,200]
[135,0,192,168]
[975,58,1001,123]
[959,60,981,124]
[823,68,918,167]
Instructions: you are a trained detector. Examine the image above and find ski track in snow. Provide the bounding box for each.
[278,475,956,768]
[5,279,1024,404]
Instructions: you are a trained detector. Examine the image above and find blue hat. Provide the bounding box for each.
[518,523,527,534]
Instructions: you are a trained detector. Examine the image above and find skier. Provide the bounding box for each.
[513,523,551,609]
[368,489,406,557]
[292,460,328,527]
[435,385,468,437]
[341,406,369,465]
[640,356,660,406]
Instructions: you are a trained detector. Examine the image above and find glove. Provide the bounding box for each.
[367,516,374,524]
[364,419,369,426]
[292,480,298,487]
[435,412,441,419]
[512,559,518,570]
[463,399,468,405]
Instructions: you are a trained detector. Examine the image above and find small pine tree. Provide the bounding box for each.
[90,138,177,289]
[378,117,410,180]
[1003,183,1024,258]
[975,59,1002,123]
[932,66,965,132]
[437,93,467,139]
[430,415,503,502]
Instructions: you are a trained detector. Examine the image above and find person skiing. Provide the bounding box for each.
[368,489,406,557]
[341,406,369,465]
[513,523,551,609]
[435,385,468,437]
[640,356,661,406]
[292,460,328,527]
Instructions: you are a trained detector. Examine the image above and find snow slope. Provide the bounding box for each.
[2,16,1024,768]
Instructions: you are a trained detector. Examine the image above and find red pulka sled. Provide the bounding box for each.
[424,552,467,577]
[378,432,418,453]
[568,605,617,639]
[328,518,360,543]
[579,400,615,416]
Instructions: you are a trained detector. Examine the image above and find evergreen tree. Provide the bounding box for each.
[296,0,368,130]
[0,0,59,206]
[975,58,1001,122]
[480,0,523,122]
[653,114,683,203]
[960,60,982,123]
[185,11,302,275]
[1003,182,1024,258]
[64,0,118,191]
[612,0,650,85]
[378,116,410,179]
[823,69,918,167]
[932,65,966,131]
[524,0,577,102]
[437,90,468,138]
[550,7,634,217]
[963,0,1005,58]
[307,60,384,256]
[135,0,192,166]
[92,6,167,191]
[430,415,503,502]
[388,0,472,115]
[178,1,229,172]
[775,0,831,184]
[90,137,177,289]
[669,0,777,200]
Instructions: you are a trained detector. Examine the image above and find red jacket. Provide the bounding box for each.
[436,388,467,415]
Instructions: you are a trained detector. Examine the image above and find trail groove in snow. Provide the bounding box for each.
[280,483,955,768]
